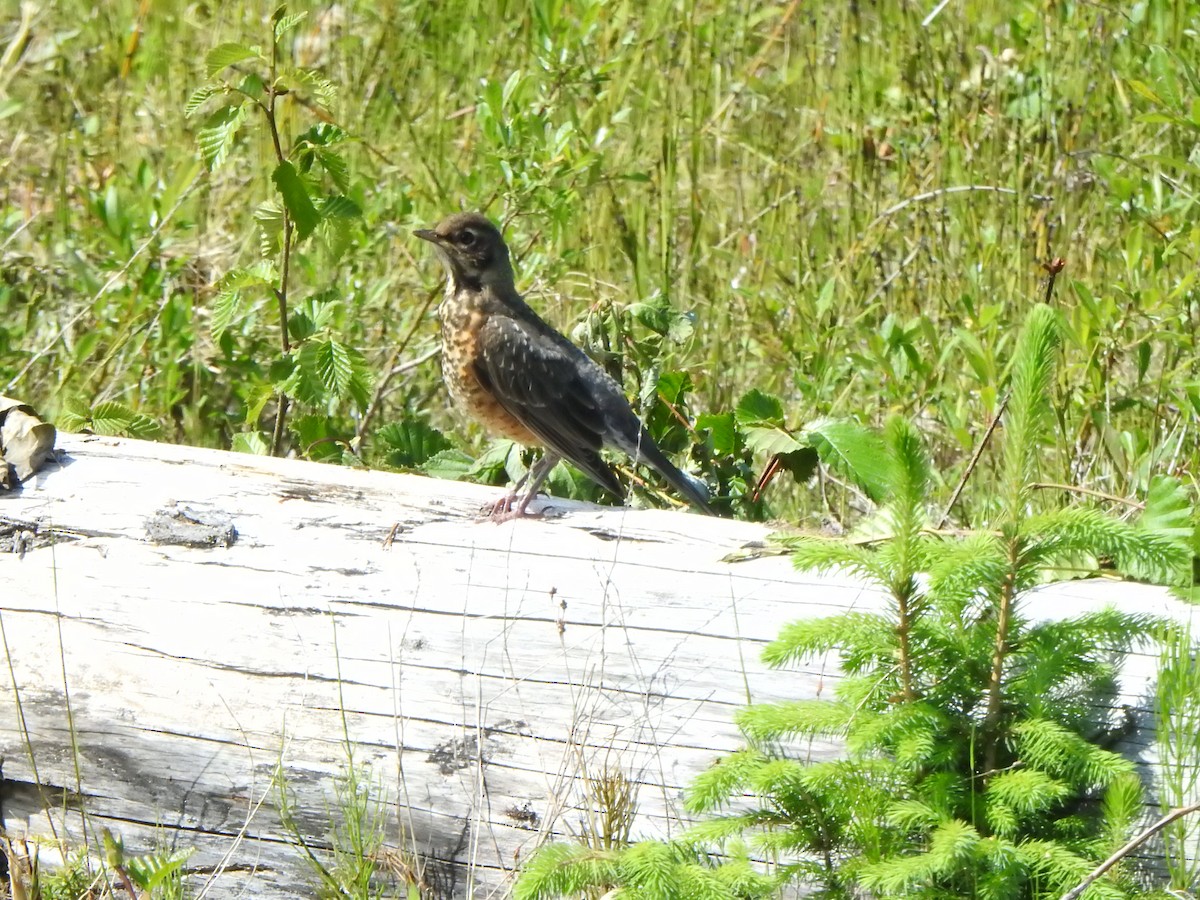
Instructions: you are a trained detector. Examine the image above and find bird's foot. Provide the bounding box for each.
[481,490,546,523]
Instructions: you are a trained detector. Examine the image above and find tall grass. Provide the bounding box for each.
[1,0,1197,523]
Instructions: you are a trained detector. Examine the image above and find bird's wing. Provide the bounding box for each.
[474,315,624,497]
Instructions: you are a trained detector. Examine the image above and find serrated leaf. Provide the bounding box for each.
[184,82,225,118]
[87,401,135,436]
[297,122,350,147]
[316,149,350,192]
[210,288,244,338]
[126,413,162,439]
[83,402,159,438]
[272,161,320,240]
[58,399,91,433]
[205,42,260,78]
[232,431,271,455]
[1139,476,1193,543]
[288,67,337,109]
[210,264,275,337]
[297,338,372,408]
[420,448,475,480]
[743,425,805,456]
[735,388,786,427]
[273,9,308,37]
[377,419,452,468]
[197,104,246,170]
[802,417,889,501]
[319,195,360,219]
[320,216,354,262]
[697,411,737,456]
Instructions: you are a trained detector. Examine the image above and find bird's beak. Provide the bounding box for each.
[413,228,441,244]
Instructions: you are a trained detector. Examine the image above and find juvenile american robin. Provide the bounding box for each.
[415,212,714,519]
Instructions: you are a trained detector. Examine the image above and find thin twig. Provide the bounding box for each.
[354,289,441,443]
[265,24,293,456]
[865,185,1053,233]
[936,395,1007,529]
[1059,802,1200,900]
[936,258,1066,527]
[1028,482,1144,509]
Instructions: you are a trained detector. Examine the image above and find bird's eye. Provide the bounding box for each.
[458,229,477,247]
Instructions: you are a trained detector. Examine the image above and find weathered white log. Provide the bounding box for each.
[0,435,1194,897]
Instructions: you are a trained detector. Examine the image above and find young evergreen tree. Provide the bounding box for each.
[514,305,1192,899]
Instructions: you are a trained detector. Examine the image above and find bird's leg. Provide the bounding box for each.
[490,453,559,522]
[487,469,531,517]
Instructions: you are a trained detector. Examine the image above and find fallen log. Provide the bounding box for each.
[0,435,1193,897]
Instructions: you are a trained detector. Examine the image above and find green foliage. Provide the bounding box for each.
[59,398,162,439]
[514,305,1194,898]
[183,5,368,457]
[5,1,1200,532]
[1154,623,1200,890]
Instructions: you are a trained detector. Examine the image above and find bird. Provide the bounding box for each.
[414,212,714,520]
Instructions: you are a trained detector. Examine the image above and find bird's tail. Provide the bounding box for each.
[628,428,716,515]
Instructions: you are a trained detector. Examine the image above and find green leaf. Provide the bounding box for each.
[273,9,308,37]
[316,149,350,191]
[697,412,737,456]
[184,82,225,118]
[205,42,260,77]
[196,104,246,170]
[210,263,275,337]
[318,195,361,219]
[297,338,372,409]
[232,431,271,455]
[287,67,338,109]
[296,123,350,147]
[735,389,785,427]
[377,419,452,468]
[125,849,192,891]
[82,401,161,439]
[418,448,475,480]
[1139,475,1193,544]
[272,161,320,240]
[742,425,805,456]
[802,418,889,501]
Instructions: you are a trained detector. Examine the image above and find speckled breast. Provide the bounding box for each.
[439,291,541,446]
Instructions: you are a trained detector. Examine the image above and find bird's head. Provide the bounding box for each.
[414,212,514,291]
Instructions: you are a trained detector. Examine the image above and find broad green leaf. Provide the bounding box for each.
[210,264,275,337]
[87,401,135,436]
[57,399,92,433]
[697,412,737,456]
[232,431,271,455]
[419,448,475,480]
[802,418,889,501]
[205,42,259,77]
[272,161,320,240]
[319,195,361,219]
[316,149,350,191]
[735,388,785,427]
[197,104,246,170]
[297,338,372,408]
[184,82,224,118]
[377,419,452,468]
[1138,476,1193,544]
[742,425,805,456]
[210,288,244,339]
